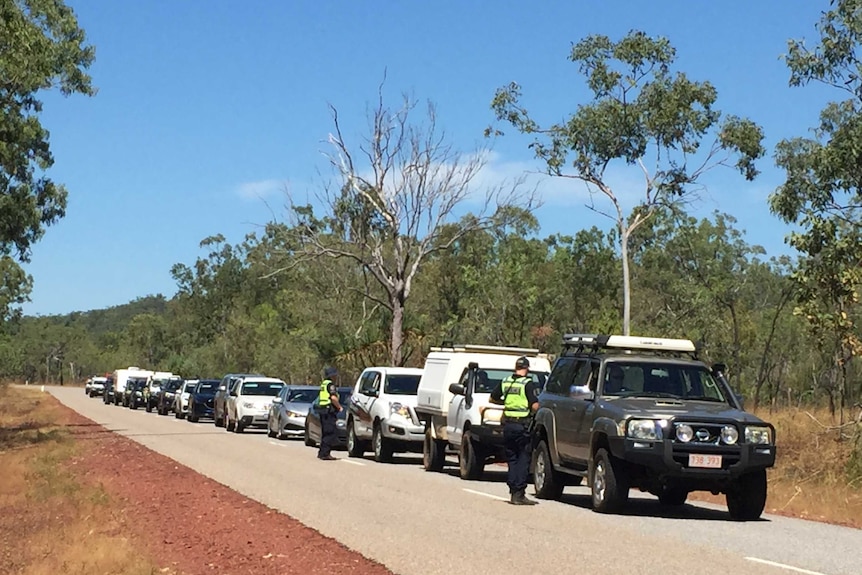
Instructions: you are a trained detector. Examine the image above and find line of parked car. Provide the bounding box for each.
[83,334,778,521]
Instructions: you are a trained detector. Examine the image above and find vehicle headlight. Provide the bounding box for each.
[721,425,739,445]
[481,408,503,424]
[336,419,346,427]
[745,426,772,444]
[676,424,693,442]
[242,402,256,409]
[627,419,663,440]
[287,410,305,418]
[389,402,410,418]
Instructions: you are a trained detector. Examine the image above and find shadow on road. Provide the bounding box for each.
[556,490,769,523]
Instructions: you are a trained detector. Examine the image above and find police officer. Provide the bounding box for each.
[317,366,343,461]
[490,356,539,505]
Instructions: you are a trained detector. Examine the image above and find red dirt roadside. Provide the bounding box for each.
[62,402,395,575]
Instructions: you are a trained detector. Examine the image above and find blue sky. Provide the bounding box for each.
[24,0,836,316]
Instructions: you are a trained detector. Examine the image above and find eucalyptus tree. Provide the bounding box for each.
[0,0,95,321]
[490,31,765,335]
[770,0,862,418]
[287,89,534,365]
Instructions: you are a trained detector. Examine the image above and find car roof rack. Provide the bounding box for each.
[562,334,697,354]
[429,343,540,355]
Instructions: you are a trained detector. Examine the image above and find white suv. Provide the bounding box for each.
[346,367,424,462]
[225,376,285,433]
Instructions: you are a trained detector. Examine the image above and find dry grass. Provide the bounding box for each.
[755,407,862,527]
[0,386,181,575]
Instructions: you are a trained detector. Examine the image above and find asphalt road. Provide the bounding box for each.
[49,387,859,575]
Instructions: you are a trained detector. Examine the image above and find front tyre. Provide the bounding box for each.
[591,448,629,514]
[726,470,767,521]
[458,430,484,480]
[532,440,564,500]
[423,427,445,472]
[347,422,364,457]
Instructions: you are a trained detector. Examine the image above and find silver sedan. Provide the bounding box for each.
[267,385,319,440]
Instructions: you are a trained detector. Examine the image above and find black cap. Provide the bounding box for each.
[515,356,530,369]
[324,366,338,378]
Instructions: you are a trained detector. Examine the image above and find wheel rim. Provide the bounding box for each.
[535,451,547,491]
[374,429,381,456]
[593,460,607,505]
[348,427,355,451]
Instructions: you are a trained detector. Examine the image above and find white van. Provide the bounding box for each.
[346,366,425,462]
[111,367,150,405]
[415,344,551,480]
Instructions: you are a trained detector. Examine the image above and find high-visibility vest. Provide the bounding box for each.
[319,379,332,407]
[501,375,530,418]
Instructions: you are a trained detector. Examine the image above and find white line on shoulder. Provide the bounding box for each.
[745,557,828,575]
[462,488,508,502]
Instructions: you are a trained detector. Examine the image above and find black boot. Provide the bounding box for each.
[510,490,538,506]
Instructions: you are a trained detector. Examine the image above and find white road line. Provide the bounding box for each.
[340,459,365,466]
[462,488,508,502]
[745,557,828,575]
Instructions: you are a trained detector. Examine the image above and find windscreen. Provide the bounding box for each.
[286,389,318,403]
[602,362,727,402]
[241,381,284,396]
[195,381,219,392]
[384,374,421,395]
[473,368,548,393]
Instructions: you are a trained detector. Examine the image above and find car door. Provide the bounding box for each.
[447,367,470,446]
[351,371,379,438]
[570,360,600,463]
[550,358,589,463]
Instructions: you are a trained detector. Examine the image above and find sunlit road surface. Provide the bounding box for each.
[50,386,860,575]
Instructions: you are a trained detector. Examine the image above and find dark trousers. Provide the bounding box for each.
[503,421,532,494]
[318,411,337,458]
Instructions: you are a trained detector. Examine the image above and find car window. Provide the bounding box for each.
[545,357,582,396]
[384,374,421,395]
[359,372,380,395]
[287,389,318,403]
[241,381,284,396]
[196,381,218,392]
[467,368,547,394]
[601,362,727,402]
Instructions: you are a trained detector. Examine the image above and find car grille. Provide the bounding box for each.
[671,421,741,469]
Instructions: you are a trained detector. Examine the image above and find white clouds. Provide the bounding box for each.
[235,179,285,201]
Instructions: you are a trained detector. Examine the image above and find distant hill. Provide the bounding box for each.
[21,295,169,335]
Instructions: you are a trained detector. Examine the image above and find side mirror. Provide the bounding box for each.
[569,385,594,401]
[273,397,283,404]
[219,386,226,391]
[368,389,379,398]
[229,390,237,397]
[448,383,465,395]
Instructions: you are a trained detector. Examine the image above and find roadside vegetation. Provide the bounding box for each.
[0,385,173,575]
[1,0,861,534]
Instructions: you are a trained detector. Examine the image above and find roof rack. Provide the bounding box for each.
[429,343,540,355]
[562,334,697,354]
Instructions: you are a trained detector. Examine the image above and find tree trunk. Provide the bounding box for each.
[621,228,632,336]
[390,294,405,366]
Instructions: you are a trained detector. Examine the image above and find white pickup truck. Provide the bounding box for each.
[414,344,551,480]
[346,366,425,462]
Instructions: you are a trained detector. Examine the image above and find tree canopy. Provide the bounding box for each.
[0,0,95,321]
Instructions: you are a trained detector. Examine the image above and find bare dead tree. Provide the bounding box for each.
[283,89,535,365]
